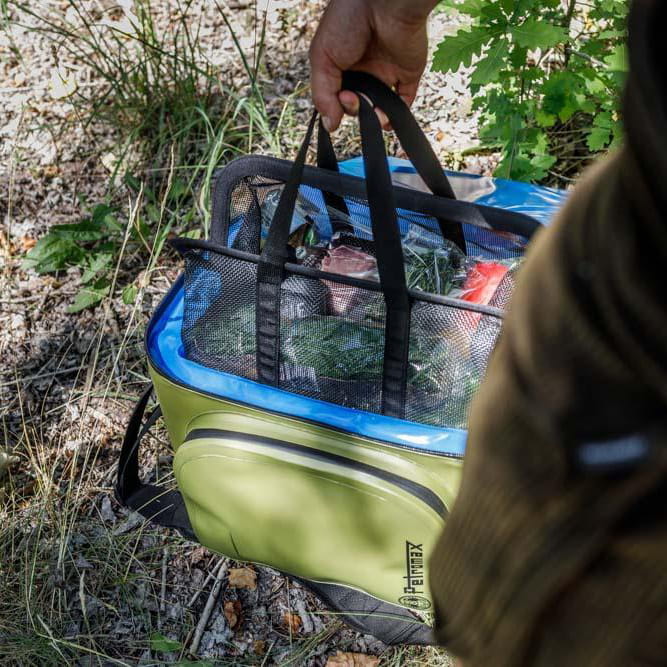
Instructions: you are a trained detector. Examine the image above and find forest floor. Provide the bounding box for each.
[0,2,490,664]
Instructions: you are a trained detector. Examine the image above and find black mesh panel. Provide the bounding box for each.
[279,274,385,413]
[406,302,501,428]
[181,172,524,430]
[182,250,258,380]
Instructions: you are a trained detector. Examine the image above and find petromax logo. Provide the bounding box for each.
[398,541,431,611]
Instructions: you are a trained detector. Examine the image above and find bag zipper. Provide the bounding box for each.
[183,428,446,517]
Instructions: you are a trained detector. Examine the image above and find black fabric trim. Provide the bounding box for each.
[255,262,283,385]
[170,237,506,318]
[295,578,435,645]
[254,112,319,385]
[341,71,455,200]
[184,428,447,517]
[382,307,411,418]
[209,154,540,247]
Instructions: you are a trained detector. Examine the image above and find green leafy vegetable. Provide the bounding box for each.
[188,302,256,359]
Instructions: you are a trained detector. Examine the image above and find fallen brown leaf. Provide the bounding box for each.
[21,236,37,252]
[227,567,257,590]
[42,165,60,178]
[283,611,302,633]
[253,639,266,655]
[189,546,208,563]
[223,600,242,629]
[325,651,380,667]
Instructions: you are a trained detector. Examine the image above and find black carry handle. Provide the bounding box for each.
[256,101,411,417]
[317,118,353,234]
[317,71,466,252]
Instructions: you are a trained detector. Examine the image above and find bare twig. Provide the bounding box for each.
[189,559,228,655]
[186,558,220,609]
[159,546,169,615]
[0,364,89,388]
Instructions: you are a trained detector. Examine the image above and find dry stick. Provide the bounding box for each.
[160,546,169,615]
[189,559,228,655]
[187,558,221,609]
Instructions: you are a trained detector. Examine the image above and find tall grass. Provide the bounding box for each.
[2,1,300,664]
[3,0,289,310]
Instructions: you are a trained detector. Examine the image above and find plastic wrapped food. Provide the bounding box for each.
[403,240,469,295]
[278,311,486,423]
[449,259,521,305]
[260,189,322,237]
[185,301,257,378]
[321,244,378,281]
[281,316,385,382]
[407,336,481,429]
[321,244,379,316]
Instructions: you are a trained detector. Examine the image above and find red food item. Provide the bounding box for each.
[461,261,509,305]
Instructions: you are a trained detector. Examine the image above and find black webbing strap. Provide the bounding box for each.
[317,118,353,235]
[256,112,320,385]
[339,71,467,253]
[358,97,411,418]
[341,71,455,199]
[115,386,195,539]
[257,103,412,415]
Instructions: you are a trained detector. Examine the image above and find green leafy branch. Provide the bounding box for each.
[434,0,628,182]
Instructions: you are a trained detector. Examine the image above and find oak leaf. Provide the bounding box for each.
[283,611,302,633]
[223,600,242,629]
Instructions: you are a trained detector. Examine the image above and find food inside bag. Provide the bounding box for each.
[259,189,524,305]
[278,310,482,425]
[453,261,512,305]
[186,178,527,427]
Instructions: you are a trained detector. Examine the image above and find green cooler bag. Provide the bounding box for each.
[116,72,554,645]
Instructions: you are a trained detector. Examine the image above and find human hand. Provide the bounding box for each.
[309,0,436,131]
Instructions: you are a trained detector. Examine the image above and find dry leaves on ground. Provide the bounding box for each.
[223,600,242,629]
[283,611,302,633]
[325,651,380,666]
[227,567,257,590]
[20,236,36,251]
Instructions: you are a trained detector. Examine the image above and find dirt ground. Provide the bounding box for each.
[1,2,487,664]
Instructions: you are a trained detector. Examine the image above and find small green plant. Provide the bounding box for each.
[21,179,180,311]
[149,632,182,653]
[22,202,121,312]
[434,0,628,182]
